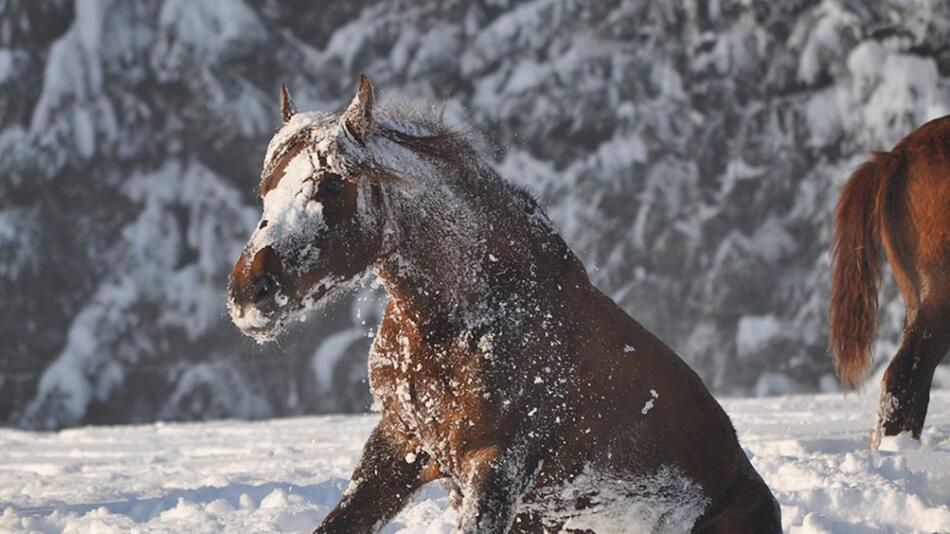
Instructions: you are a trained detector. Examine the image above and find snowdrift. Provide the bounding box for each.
[3,388,950,533]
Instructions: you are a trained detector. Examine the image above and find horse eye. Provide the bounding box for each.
[319,173,345,197]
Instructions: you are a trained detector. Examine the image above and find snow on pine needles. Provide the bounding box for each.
[4,389,950,533]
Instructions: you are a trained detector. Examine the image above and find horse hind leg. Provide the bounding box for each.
[871,298,950,449]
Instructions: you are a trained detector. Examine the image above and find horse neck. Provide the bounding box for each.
[373,173,489,321]
[373,164,576,333]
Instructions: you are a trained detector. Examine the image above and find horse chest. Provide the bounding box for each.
[369,336,494,468]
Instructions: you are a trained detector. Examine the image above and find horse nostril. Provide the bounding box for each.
[251,273,278,304]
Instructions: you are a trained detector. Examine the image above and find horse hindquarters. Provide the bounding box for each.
[870,142,950,448]
[692,456,781,534]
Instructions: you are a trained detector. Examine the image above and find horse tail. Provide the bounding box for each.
[829,151,907,389]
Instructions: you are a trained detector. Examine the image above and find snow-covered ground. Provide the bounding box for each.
[3,389,950,533]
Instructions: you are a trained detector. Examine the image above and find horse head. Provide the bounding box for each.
[228,76,386,342]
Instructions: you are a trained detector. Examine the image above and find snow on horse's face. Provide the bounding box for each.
[228,78,383,342]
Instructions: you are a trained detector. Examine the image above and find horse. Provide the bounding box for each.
[830,115,950,449]
[227,76,781,533]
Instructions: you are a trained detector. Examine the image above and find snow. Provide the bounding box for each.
[253,145,328,256]
[0,209,39,280]
[526,465,707,533]
[310,328,365,391]
[25,162,259,428]
[794,0,855,85]
[5,388,950,532]
[0,49,13,82]
[736,314,783,359]
[640,389,660,415]
[157,0,268,60]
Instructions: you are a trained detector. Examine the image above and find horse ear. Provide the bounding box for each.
[279,82,296,124]
[341,74,375,144]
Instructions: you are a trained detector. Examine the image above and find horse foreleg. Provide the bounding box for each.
[315,419,429,534]
[455,445,540,534]
[871,302,950,449]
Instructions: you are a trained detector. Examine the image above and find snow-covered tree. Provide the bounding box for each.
[2,0,948,427]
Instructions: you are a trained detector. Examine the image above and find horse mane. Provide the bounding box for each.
[260,102,477,195]
[374,102,552,223]
[373,102,478,169]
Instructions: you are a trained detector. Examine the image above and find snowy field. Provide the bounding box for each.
[3,389,950,533]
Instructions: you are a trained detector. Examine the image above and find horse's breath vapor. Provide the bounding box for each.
[227,77,782,532]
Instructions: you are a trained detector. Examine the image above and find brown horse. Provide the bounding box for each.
[228,76,781,533]
[830,115,950,449]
